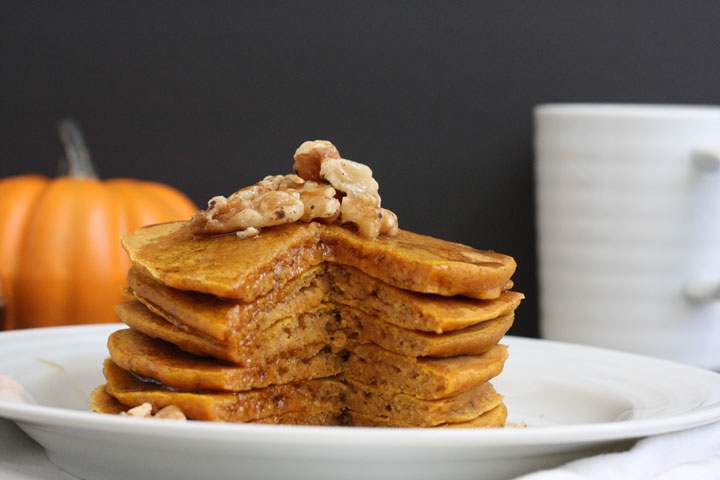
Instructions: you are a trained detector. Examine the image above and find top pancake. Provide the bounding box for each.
[122,221,516,302]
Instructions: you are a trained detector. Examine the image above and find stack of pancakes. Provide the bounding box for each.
[92,220,522,427]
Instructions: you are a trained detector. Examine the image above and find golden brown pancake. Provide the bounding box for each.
[108,328,342,392]
[342,306,514,357]
[90,384,344,425]
[127,264,328,343]
[115,301,347,366]
[344,343,508,400]
[347,403,508,428]
[101,357,503,426]
[127,263,523,339]
[107,328,508,399]
[116,299,513,364]
[327,264,523,333]
[122,221,516,302]
[102,359,345,423]
[91,384,506,428]
[343,378,503,427]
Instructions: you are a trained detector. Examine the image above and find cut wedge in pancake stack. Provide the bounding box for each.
[91,140,523,427]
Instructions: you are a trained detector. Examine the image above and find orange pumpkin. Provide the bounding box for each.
[0,122,198,330]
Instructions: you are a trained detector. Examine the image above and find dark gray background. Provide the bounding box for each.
[3,1,720,338]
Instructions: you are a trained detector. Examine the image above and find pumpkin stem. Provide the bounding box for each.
[58,118,98,178]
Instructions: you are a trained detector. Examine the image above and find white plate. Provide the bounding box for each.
[1,325,720,480]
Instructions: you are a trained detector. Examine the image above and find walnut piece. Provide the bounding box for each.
[154,405,187,421]
[293,140,341,182]
[319,156,398,238]
[188,174,340,236]
[296,181,341,222]
[121,402,152,418]
[190,140,398,239]
[378,207,399,236]
[120,402,187,421]
[319,158,380,204]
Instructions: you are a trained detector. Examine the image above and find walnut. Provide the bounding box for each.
[154,405,187,421]
[188,178,305,235]
[190,140,398,239]
[378,208,399,236]
[319,158,380,204]
[121,402,152,418]
[189,174,340,236]
[340,195,382,238]
[293,140,341,182]
[321,157,397,238]
[295,181,341,222]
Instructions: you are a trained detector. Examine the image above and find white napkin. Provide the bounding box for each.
[515,421,720,480]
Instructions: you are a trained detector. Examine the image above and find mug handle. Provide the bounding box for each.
[685,150,720,301]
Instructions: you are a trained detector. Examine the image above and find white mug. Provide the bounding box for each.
[535,104,720,369]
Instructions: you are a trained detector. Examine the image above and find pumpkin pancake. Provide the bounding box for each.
[127,264,328,343]
[347,403,507,428]
[327,264,523,333]
[90,385,128,415]
[342,306,513,357]
[108,328,342,392]
[344,343,508,400]
[102,359,344,423]
[91,384,505,428]
[128,263,523,339]
[101,357,503,426]
[117,299,513,364]
[107,328,508,399]
[115,301,347,366]
[122,221,516,302]
[91,385,345,425]
[321,223,516,300]
[343,378,503,427]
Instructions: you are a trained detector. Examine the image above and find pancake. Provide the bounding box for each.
[115,301,347,366]
[342,306,514,357]
[122,221,516,302]
[127,264,328,343]
[107,327,508,399]
[343,378,503,427]
[102,358,344,423]
[108,328,342,392]
[90,384,344,425]
[91,383,506,428]
[128,263,523,339]
[327,264,523,333]
[347,403,508,428]
[101,357,503,426]
[344,343,508,400]
[117,299,513,364]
